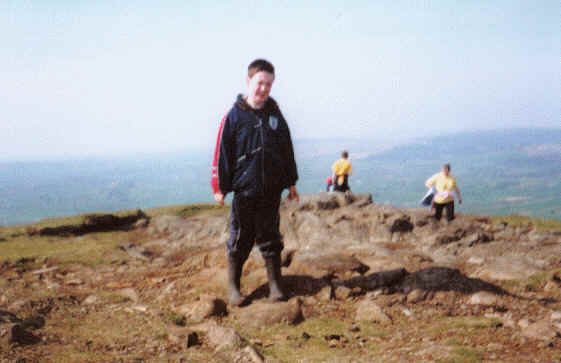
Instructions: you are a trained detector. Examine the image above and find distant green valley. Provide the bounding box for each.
[0,128,559,226]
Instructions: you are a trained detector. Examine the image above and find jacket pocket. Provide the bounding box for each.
[233,156,255,192]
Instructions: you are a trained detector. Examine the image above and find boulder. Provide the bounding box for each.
[468,292,499,306]
[116,288,139,303]
[236,300,303,328]
[407,289,428,303]
[471,256,543,281]
[520,320,559,342]
[192,321,244,350]
[289,253,369,278]
[355,300,392,324]
[177,294,227,322]
[148,215,190,240]
[332,286,353,301]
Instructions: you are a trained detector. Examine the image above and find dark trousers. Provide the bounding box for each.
[227,192,284,263]
[334,175,350,192]
[434,201,455,221]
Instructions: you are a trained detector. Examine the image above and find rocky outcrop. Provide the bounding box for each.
[4,193,560,361]
[28,210,147,236]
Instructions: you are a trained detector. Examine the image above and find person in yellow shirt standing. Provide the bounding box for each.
[425,163,462,221]
[332,151,352,192]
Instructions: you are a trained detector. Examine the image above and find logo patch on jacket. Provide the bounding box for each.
[269,115,278,130]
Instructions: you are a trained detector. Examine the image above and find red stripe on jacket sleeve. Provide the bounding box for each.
[211,114,227,195]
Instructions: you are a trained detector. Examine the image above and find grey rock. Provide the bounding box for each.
[177,294,227,322]
[117,288,139,303]
[119,243,151,261]
[192,322,244,350]
[471,256,542,281]
[521,320,558,342]
[290,253,369,278]
[468,292,499,306]
[243,345,265,363]
[407,289,427,303]
[134,218,149,228]
[355,300,392,324]
[82,295,98,305]
[31,266,59,275]
[333,286,353,301]
[236,299,303,328]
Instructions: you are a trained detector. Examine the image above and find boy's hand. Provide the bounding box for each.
[214,193,225,206]
[287,186,299,202]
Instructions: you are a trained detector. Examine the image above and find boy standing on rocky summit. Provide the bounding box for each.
[211,59,299,306]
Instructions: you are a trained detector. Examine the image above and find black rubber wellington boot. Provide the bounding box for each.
[265,254,287,302]
[227,256,245,307]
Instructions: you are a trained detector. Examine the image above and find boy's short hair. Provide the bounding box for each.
[443,163,451,171]
[342,151,349,159]
[248,59,275,78]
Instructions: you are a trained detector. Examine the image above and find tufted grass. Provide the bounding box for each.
[490,215,561,232]
[234,315,388,362]
[0,203,225,266]
[145,203,227,218]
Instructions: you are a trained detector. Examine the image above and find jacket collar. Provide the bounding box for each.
[236,94,278,113]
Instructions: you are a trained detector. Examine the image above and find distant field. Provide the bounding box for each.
[0,129,559,226]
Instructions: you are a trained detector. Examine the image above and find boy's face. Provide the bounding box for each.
[247,71,274,108]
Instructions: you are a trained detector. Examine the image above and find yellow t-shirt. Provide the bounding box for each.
[332,158,352,185]
[426,172,457,204]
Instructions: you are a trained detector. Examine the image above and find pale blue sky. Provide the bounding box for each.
[2,1,559,160]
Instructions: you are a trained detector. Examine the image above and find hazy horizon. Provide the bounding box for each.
[2,1,559,161]
[1,126,558,163]
[1,128,559,226]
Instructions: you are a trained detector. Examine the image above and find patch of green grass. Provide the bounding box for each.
[0,203,226,265]
[100,291,135,304]
[36,351,114,363]
[0,231,131,267]
[146,203,227,218]
[500,279,522,292]
[431,316,501,336]
[43,307,163,361]
[164,310,187,326]
[490,215,561,232]
[0,204,224,241]
[524,269,561,292]
[446,345,482,363]
[155,330,169,340]
[525,272,548,292]
[237,315,386,362]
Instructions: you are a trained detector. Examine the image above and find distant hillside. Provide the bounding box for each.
[0,128,559,226]
[372,128,561,164]
[352,128,561,219]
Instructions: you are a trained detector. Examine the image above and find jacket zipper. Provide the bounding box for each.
[258,117,266,197]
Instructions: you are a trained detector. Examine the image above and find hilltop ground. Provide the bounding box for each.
[1,193,561,362]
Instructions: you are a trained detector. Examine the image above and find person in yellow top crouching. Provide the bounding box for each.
[332,150,352,192]
[425,163,462,221]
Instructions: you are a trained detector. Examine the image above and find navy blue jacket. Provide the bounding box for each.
[211,95,298,198]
